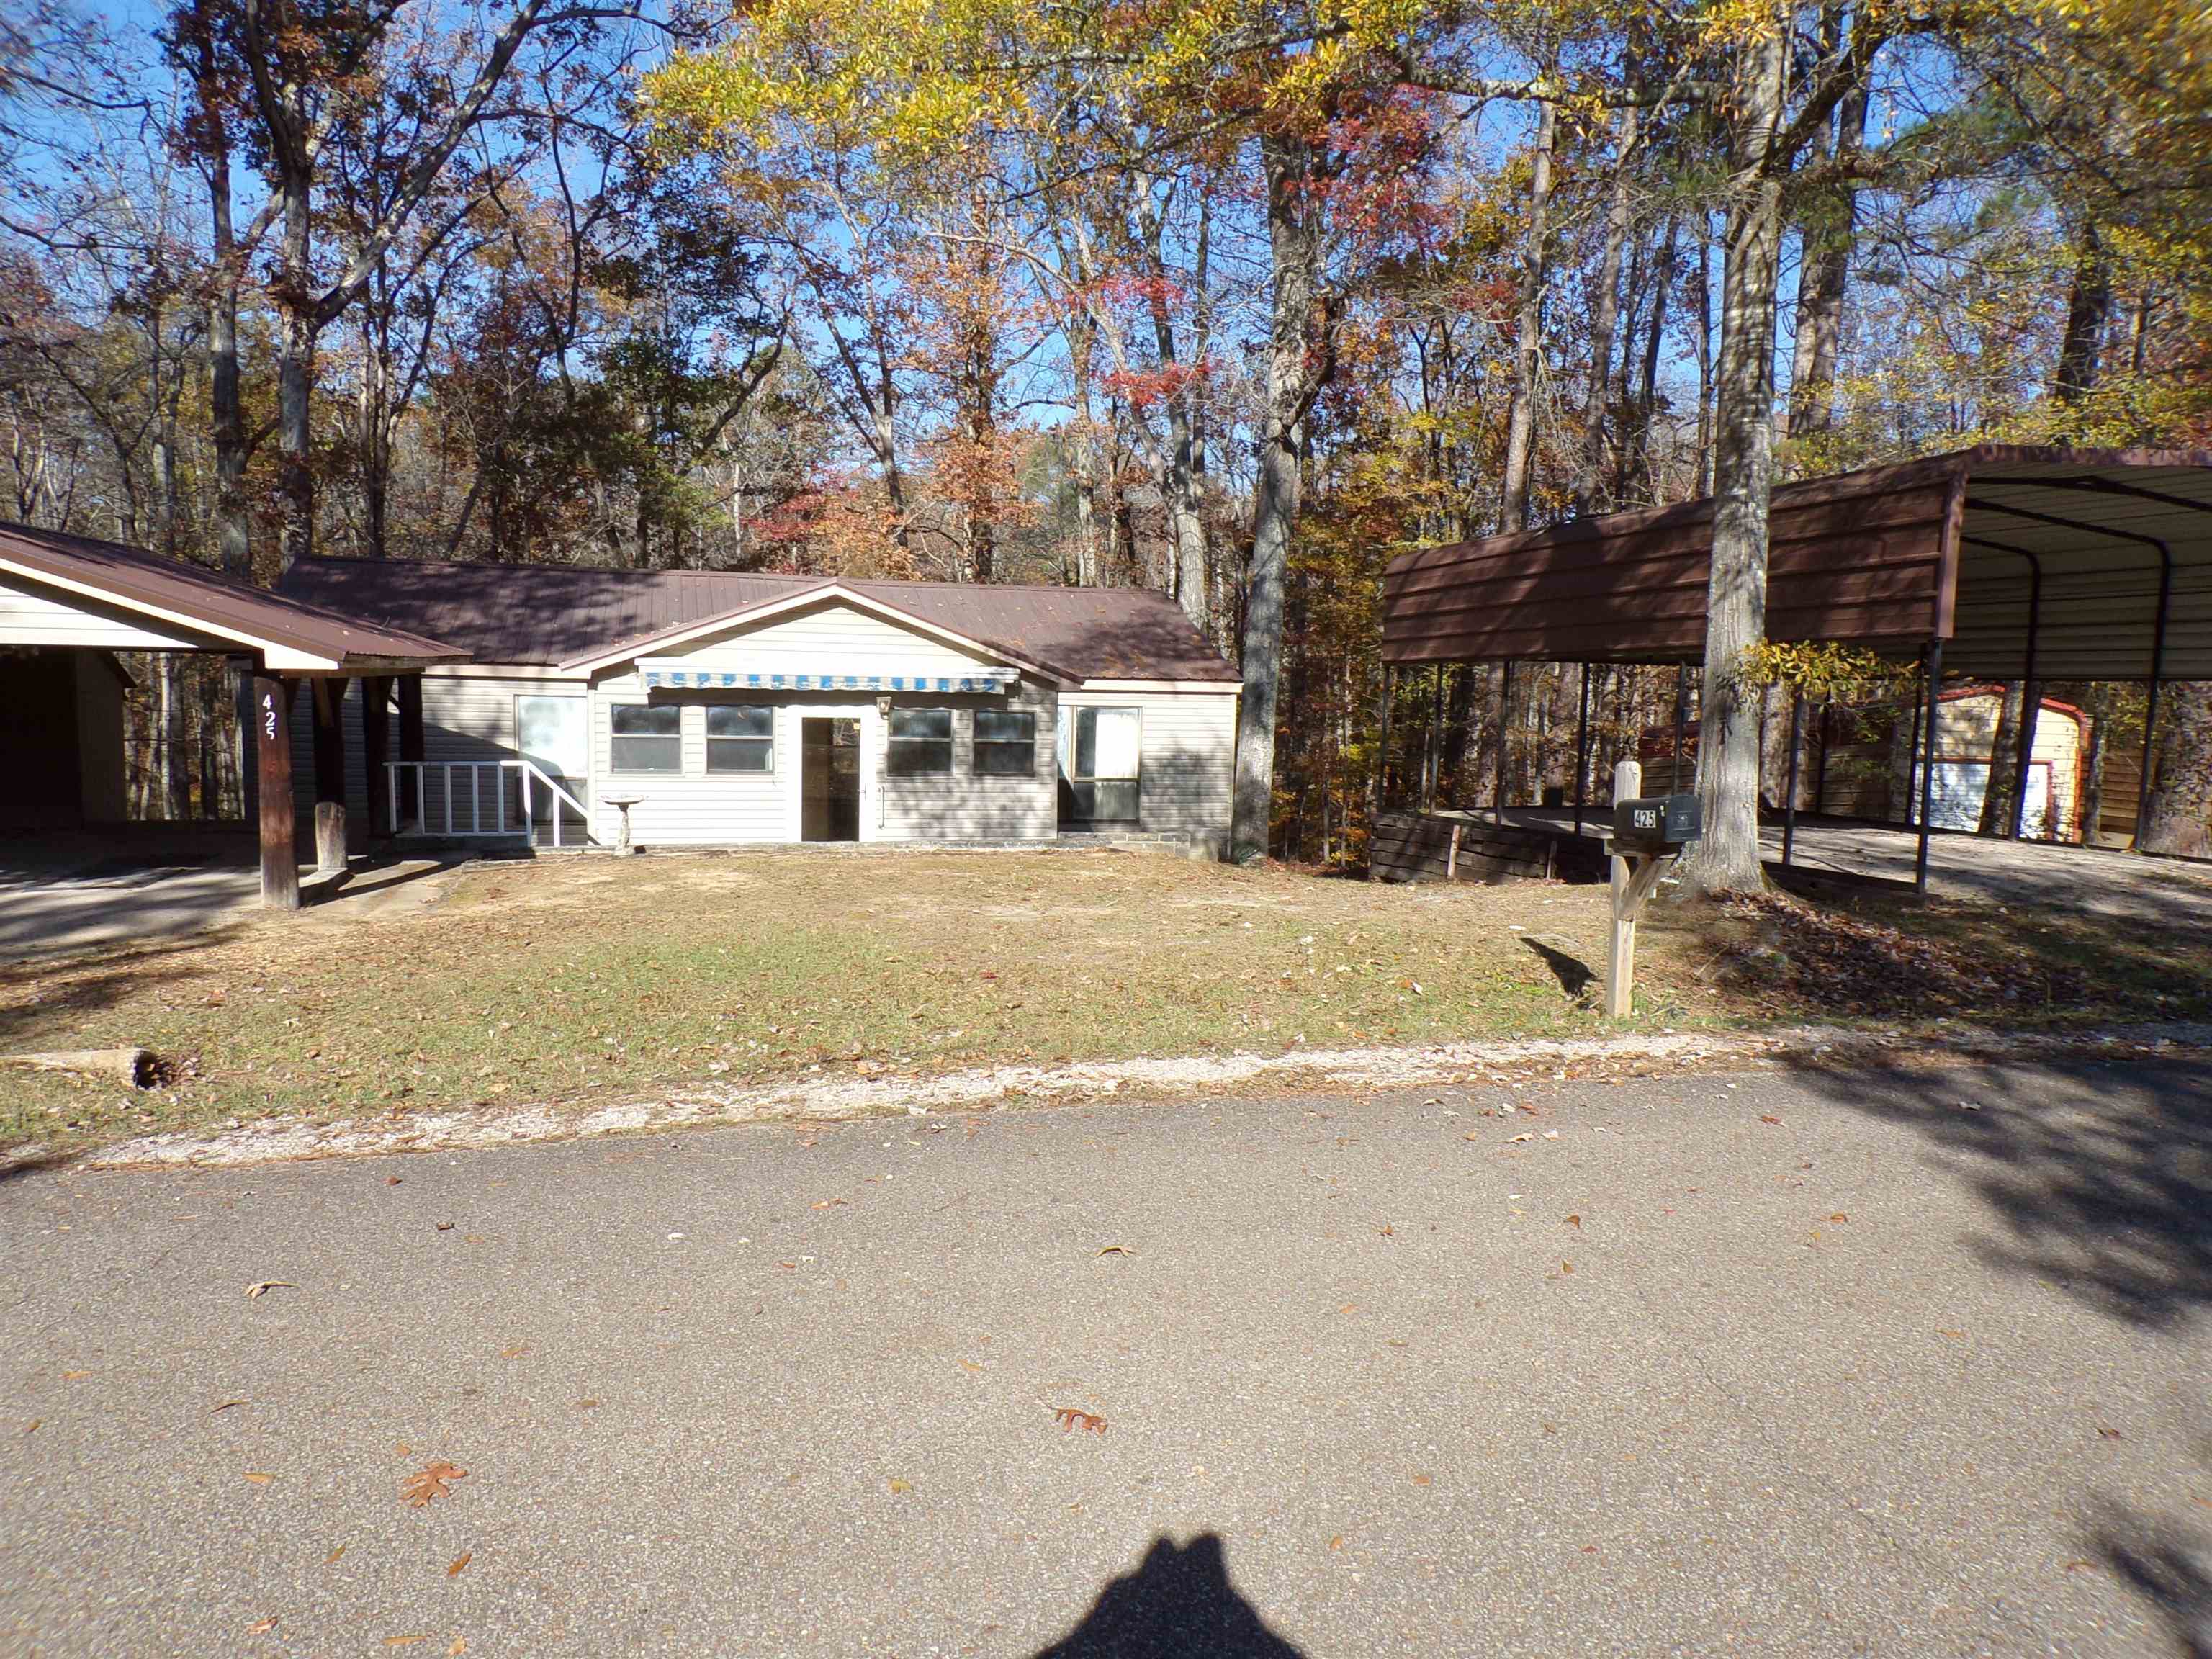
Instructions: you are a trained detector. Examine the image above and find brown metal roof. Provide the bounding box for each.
[277,558,1241,683]
[1383,446,2212,680]
[0,521,466,669]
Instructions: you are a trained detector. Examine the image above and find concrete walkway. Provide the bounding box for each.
[0,845,468,959]
[4,1056,2207,1656]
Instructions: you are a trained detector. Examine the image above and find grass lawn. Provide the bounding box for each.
[5,848,2209,1155]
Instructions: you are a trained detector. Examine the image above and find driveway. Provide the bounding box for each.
[0,847,467,959]
[3,1058,2208,1657]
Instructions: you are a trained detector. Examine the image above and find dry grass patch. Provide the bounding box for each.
[4,848,2205,1156]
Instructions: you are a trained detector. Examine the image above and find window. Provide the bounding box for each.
[1069,706,1141,822]
[887,707,953,775]
[706,704,774,773]
[974,709,1036,776]
[611,703,680,772]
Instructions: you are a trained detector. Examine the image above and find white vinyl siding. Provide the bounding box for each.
[1060,686,1238,855]
[661,598,999,679]
[588,681,788,845]
[876,683,1058,842]
[0,573,222,652]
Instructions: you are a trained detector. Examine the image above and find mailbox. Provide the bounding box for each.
[1612,792,1702,848]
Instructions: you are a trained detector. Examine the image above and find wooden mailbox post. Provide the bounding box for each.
[1603,760,1702,1019]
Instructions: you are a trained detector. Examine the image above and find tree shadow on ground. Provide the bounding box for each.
[1775,1053,2212,1331]
[2091,1500,2212,1658]
[1031,1534,1307,1658]
[1780,1052,2212,1652]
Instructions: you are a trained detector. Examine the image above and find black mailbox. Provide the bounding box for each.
[1612,793,1702,848]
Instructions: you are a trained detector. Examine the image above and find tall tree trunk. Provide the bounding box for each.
[1692,225,1717,496]
[2141,680,2212,858]
[2054,229,2112,404]
[276,164,316,570]
[1498,98,1557,534]
[1572,107,1637,516]
[1785,81,1867,445]
[1681,35,1787,896]
[1617,215,1677,505]
[1978,680,2024,835]
[2077,682,2116,844]
[1231,132,1331,863]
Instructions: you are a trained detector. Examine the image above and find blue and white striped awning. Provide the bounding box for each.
[638,662,1018,694]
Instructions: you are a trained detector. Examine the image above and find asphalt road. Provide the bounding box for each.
[4,1056,2209,1658]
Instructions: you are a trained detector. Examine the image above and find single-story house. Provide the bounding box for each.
[273,557,1244,857]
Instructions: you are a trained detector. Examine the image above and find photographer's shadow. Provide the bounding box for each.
[1033,1532,1307,1658]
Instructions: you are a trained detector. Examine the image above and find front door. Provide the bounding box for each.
[801,717,861,842]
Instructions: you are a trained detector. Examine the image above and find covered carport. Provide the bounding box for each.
[0,522,464,909]
[1376,446,2212,894]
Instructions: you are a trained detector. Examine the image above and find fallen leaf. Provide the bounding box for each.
[449,1641,467,1656]
[386,1176,402,1185]
[60,1371,89,1380]
[22,1419,39,1436]
[244,1281,295,1299]
[2063,1559,2095,1573]
[243,1471,275,1485]
[1565,1215,1582,1230]
[577,1398,601,1410]
[498,1344,529,1360]
[1581,1545,1599,1555]
[435,1221,454,1232]
[1053,1407,1108,1436]
[1758,1115,1783,1126]
[325,1545,346,1565]
[1830,1213,1849,1223]
[249,1614,280,1634]
[1328,1536,1344,1551]
[1509,1133,1533,1143]
[1462,1131,1481,1141]
[776,1261,797,1270]
[958,1359,984,1373]
[889,1478,913,1494]
[1095,1244,1135,1256]
[1560,1261,1575,1275]
[446,1552,472,1577]
[212,1399,248,1413]
[401,1461,467,1509]
[2098,1427,2124,1441]
[1411,1474,1431,1487]
[1378,1224,1394,1237]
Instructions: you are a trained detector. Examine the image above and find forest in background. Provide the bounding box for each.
[1,0,2208,863]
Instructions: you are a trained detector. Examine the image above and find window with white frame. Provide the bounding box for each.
[611,703,680,772]
[886,708,953,775]
[706,704,774,773]
[973,708,1036,776]
[1069,706,1140,822]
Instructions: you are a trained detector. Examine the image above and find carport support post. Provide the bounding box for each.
[1915,639,1944,896]
[310,677,349,874]
[397,675,425,829]
[1781,689,1803,868]
[1572,663,1591,837]
[252,673,299,911]
[1491,660,1512,824]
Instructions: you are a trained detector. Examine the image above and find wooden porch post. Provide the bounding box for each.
[397,675,425,828]
[252,673,299,911]
[361,676,392,842]
[311,677,350,873]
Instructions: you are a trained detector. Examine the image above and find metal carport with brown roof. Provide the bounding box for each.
[0,523,466,909]
[1377,447,2212,891]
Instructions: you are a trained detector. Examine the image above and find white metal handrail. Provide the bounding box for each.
[385,760,595,847]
